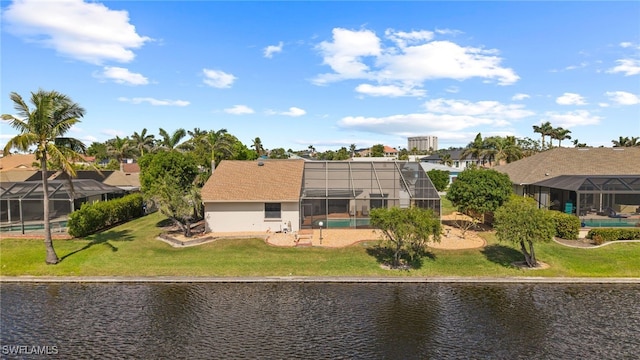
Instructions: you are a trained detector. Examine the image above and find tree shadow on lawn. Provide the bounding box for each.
[481,244,523,268]
[60,230,134,262]
[156,218,174,228]
[366,245,436,270]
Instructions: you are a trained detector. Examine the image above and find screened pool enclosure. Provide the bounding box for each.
[1,179,125,232]
[300,161,441,229]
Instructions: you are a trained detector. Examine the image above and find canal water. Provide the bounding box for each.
[1,283,638,359]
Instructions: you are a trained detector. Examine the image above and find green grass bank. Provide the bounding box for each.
[1,211,639,278]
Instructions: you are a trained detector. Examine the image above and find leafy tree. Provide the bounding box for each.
[397,148,409,160]
[370,144,385,157]
[86,141,109,162]
[446,168,512,224]
[139,151,199,193]
[494,195,555,267]
[139,151,200,237]
[2,89,86,264]
[426,169,450,192]
[484,136,523,165]
[572,139,587,148]
[268,148,288,159]
[369,206,441,269]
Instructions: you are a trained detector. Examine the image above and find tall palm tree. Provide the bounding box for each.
[349,143,357,158]
[2,89,86,264]
[612,136,640,147]
[551,127,572,147]
[208,129,233,166]
[131,128,155,157]
[252,137,264,157]
[158,128,186,151]
[532,121,553,149]
[439,153,453,167]
[461,133,485,165]
[107,136,132,170]
[485,136,523,165]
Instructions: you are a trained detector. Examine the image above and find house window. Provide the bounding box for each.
[265,203,281,219]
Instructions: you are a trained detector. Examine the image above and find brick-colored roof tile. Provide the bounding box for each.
[494,147,640,184]
[201,160,305,202]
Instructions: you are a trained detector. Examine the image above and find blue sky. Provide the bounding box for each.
[1,1,639,152]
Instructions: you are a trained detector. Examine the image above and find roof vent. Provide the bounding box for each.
[258,161,264,166]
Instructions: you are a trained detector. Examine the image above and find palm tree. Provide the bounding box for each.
[2,90,86,264]
[461,133,485,165]
[572,139,587,148]
[349,143,357,158]
[485,136,523,165]
[252,137,264,157]
[439,153,453,167]
[532,121,554,149]
[551,127,572,147]
[612,136,640,147]
[131,128,155,157]
[107,136,132,170]
[158,128,186,151]
[208,129,233,167]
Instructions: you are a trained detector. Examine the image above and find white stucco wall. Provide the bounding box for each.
[204,201,300,233]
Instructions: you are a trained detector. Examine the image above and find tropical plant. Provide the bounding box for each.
[426,169,450,192]
[439,153,453,167]
[612,136,640,147]
[494,195,555,267]
[369,206,441,268]
[158,127,186,151]
[349,144,357,158]
[2,89,86,264]
[106,136,132,170]
[551,127,572,147]
[252,137,265,157]
[532,121,554,149]
[484,136,523,165]
[461,133,486,165]
[131,128,155,157]
[370,144,385,157]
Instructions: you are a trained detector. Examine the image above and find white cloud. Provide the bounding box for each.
[313,28,519,95]
[266,107,306,117]
[445,86,459,94]
[202,69,236,88]
[556,92,587,105]
[512,93,530,101]
[540,110,601,128]
[385,29,434,48]
[101,129,126,137]
[224,105,255,115]
[97,66,148,85]
[606,91,640,105]
[355,83,426,97]
[607,59,640,76]
[337,98,534,136]
[264,41,283,58]
[3,0,151,64]
[598,103,610,108]
[118,97,189,106]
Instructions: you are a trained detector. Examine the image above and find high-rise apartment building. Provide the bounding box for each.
[407,136,438,152]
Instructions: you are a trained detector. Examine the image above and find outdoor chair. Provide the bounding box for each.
[607,207,629,218]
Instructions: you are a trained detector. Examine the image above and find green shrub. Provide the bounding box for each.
[550,211,580,240]
[68,193,143,237]
[586,228,640,243]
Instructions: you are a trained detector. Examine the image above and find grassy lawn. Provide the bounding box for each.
[1,211,639,278]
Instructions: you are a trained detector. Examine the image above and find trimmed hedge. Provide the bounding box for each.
[586,228,640,245]
[67,193,144,238]
[550,211,581,240]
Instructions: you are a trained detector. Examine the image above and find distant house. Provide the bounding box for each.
[356,145,398,158]
[420,149,483,169]
[201,159,441,233]
[419,163,461,185]
[494,147,640,220]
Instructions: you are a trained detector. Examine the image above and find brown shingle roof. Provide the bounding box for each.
[494,147,640,185]
[201,159,305,202]
[0,154,38,171]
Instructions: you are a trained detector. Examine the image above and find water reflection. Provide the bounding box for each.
[1,283,639,359]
